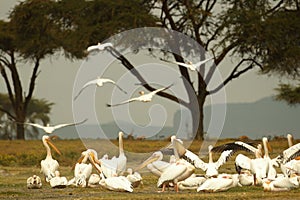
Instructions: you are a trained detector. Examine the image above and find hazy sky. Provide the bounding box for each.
[0,1,281,128]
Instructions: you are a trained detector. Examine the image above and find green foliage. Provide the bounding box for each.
[0,93,54,139]
[221,0,300,77]
[275,83,300,105]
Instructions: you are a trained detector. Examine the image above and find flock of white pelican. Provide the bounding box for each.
[25,43,300,193]
[27,132,300,193]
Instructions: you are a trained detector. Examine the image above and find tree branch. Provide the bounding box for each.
[205,40,239,84]
[0,63,15,105]
[106,46,189,107]
[208,58,261,95]
[25,58,40,110]
[0,107,16,120]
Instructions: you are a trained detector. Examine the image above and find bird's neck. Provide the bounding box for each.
[119,135,124,156]
[208,151,213,163]
[43,140,52,159]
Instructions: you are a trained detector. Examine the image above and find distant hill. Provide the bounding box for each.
[41,96,300,140]
[202,96,300,139]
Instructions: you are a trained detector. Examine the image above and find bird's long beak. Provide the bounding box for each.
[172,139,186,157]
[46,139,62,155]
[89,152,102,173]
[135,154,160,171]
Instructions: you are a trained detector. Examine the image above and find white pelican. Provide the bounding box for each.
[238,170,262,186]
[88,174,101,188]
[197,174,240,192]
[275,142,300,177]
[160,57,213,72]
[262,137,279,180]
[135,151,176,177]
[99,176,133,192]
[76,148,102,173]
[126,168,143,188]
[281,134,300,176]
[157,158,195,192]
[74,77,127,100]
[172,139,234,178]
[86,42,113,54]
[40,135,61,182]
[156,136,195,192]
[24,118,87,134]
[262,175,299,191]
[107,83,173,107]
[74,163,93,187]
[49,171,68,188]
[27,175,42,189]
[177,174,206,190]
[100,132,127,178]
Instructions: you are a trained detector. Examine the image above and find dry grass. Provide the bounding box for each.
[0,138,300,199]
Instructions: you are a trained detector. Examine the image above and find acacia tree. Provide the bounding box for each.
[222,0,300,105]
[0,0,156,139]
[103,0,266,140]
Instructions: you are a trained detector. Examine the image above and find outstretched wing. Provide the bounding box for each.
[215,150,234,169]
[151,83,174,95]
[160,58,191,68]
[194,57,213,71]
[24,122,46,130]
[52,119,88,130]
[281,143,300,163]
[172,138,207,171]
[106,97,140,107]
[102,79,127,94]
[212,141,258,154]
[74,79,98,101]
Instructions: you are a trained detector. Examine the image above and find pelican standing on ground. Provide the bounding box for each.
[156,136,195,192]
[74,77,127,100]
[40,135,62,182]
[283,134,300,176]
[107,84,173,107]
[135,151,176,177]
[27,175,42,189]
[100,132,127,178]
[23,118,87,134]
[160,57,213,72]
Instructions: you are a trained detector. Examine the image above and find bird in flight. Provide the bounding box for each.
[160,57,213,72]
[74,77,127,101]
[23,119,88,134]
[107,83,174,107]
[86,42,113,54]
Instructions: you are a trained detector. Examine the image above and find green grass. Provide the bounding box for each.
[0,138,300,199]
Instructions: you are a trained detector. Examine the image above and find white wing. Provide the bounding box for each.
[52,119,87,130]
[215,150,234,169]
[281,143,300,163]
[194,57,213,71]
[101,78,127,94]
[160,58,193,69]
[107,97,142,107]
[74,79,99,100]
[25,123,46,130]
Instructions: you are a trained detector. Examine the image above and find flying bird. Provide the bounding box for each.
[160,57,213,72]
[107,83,173,107]
[23,118,87,134]
[86,42,113,54]
[74,77,127,100]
